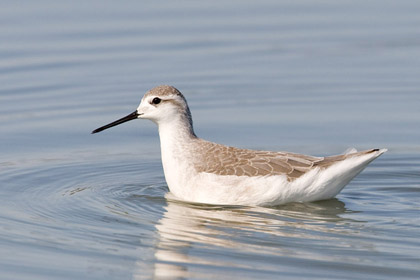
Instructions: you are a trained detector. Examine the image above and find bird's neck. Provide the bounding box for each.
[157,114,198,162]
[157,116,198,196]
[158,113,196,140]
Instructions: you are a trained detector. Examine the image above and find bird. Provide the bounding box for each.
[92,85,386,206]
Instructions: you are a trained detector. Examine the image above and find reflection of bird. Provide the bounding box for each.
[92,85,386,206]
[133,198,352,279]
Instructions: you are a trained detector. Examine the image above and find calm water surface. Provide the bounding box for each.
[1,1,420,279]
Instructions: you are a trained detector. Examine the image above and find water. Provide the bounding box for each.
[1,1,420,279]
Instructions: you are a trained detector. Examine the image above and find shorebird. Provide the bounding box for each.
[92,85,386,206]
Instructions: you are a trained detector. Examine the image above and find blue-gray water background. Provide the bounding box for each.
[1,1,419,279]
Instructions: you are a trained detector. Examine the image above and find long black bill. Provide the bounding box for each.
[92,111,139,134]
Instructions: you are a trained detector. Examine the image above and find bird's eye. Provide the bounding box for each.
[152,97,161,105]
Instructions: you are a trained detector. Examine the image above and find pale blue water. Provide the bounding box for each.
[1,1,420,279]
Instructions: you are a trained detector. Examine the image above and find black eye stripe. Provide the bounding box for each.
[152,97,161,105]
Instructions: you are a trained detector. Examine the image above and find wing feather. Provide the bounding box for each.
[192,140,377,181]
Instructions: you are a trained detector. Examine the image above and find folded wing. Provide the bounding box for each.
[194,141,380,181]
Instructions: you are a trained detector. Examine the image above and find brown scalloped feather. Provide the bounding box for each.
[193,141,379,181]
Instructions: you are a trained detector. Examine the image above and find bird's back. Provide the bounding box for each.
[191,140,385,181]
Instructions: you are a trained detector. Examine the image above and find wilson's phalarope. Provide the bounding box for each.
[92,85,386,206]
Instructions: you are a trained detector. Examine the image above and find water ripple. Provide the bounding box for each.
[1,152,420,279]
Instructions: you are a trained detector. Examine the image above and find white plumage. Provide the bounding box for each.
[92,85,386,206]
